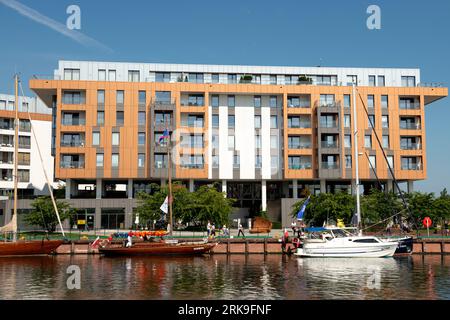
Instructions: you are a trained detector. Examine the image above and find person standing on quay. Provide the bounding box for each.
[238,223,245,238]
[207,221,211,238]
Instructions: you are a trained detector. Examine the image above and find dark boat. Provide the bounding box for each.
[98,241,218,256]
[0,240,64,257]
[394,236,413,255]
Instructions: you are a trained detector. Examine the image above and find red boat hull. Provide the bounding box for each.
[98,242,217,256]
[0,240,64,257]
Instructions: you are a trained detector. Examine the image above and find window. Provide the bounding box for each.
[138,154,145,168]
[116,111,124,126]
[228,136,235,149]
[64,68,80,80]
[155,72,170,82]
[98,69,106,81]
[212,115,219,128]
[111,154,119,168]
[138,111,146,126]
[320,94,335,107]
[381,95,388,108]
[382,135,390,148]
[254,96,261,108]
[369,75,376,87]
[212,135,219,149]
[345,155,352,169]
[211,95,219,107]
[155,91,171,104]
[368,155,376,169]
[139,91,146,105]
[211,74,219,83]
[233,155,240,168]
[97,90,105,104]
[271,156,278,169]
[96,153,104,167]
[255,155,262,168]
[228,74,237,84]
[188,73,204,83]
[186,94,204,106]
[368,115,375,128]
[347,75,358,85]
[367,95,375,108]
[155,154,168,169]
[270,75,277,85]
[382,115,389,128]
[254,115,261,129]
[255,135,261,149]
[387,155,394,168]
[270,96,277,108]
[116,90,124,105]
[8,101,14,110]
[344,94,351,108]
[270,115,277,129]
[270,135,278,149]
[228,115,235,128]
[112,132,120,146]
[0,100,5,110]
[378,76,385,87]
[365,135,372,148]
[212,155,219,168]
[92,132,100,146]
[401,76,416,87]
[138,133,145,145]
[108,70,116,81]
[128,70,140,82]
[344,135,351,148]
[63,91,83,104]
[227,95,235,107]
[97,111,104,125]
[344,115,351,128]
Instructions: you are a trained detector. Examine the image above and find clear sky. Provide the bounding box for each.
[0,0,448,193]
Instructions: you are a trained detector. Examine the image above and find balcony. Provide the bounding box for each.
[400,122,421,130]
[288,143,312,149]
[321,162,339,169]
[180,163,205,169]
[320,121,339,128]
[151,98,176,108]
[61,140,85,147]
[288,163,312,170]
[61,118,86,126]
[316,101,341,108]
[60,161,85,169]
[400,143,421,150]
[180,100,205,107]
[321,141,338,148]
[401,163,422,170]
[399,100,420,110]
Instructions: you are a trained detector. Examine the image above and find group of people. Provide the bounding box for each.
[206,221,245,238]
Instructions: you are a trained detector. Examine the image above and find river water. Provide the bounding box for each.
[0,255,448,300]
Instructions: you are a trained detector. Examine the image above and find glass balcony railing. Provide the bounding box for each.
[60,161,85,169]
[0,123,14,130]
[401,163,422,170]
[288,122,311,129]
[399,102,420,110]
[288,144,312,149]
[400,143,421,150]
[61,119,86,126]
[321,162,339,169]
[180,163,204,169]
[320,121,339,128]
[61,140,85,147]
[288,163,312,170]
[321,141,338,148]
[400,123,421,130]
[181,100,205,107]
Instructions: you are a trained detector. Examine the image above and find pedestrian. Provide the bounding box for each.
[207,221,211,238]
[291,221,297,237]
[126,232,133,248]
[222,225,229,237]
[211,224,216,238]
[445,221,449,237]
[238,223,245,238]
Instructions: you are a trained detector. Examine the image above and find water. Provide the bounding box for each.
[0,255,448,300]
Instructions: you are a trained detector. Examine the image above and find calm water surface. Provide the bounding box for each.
[0,255,449,299]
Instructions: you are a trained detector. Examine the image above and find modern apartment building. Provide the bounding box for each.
[28,60,447,228]
[0,93,55,228]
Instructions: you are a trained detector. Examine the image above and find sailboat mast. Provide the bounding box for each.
[167,132,173,236]
[13,74,19,238]
[352,83,361,232]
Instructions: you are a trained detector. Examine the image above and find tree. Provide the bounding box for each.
[25,196,75,233]
[432,188,450,223]
[404,191,436,229]
[361,188,403,226]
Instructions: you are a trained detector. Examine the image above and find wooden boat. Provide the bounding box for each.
[98,241,218,256]
[0,240,64,257]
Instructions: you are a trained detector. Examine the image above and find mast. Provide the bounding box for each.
[352,83,362,234]
[12,74,19,240]
[167,131,173,236]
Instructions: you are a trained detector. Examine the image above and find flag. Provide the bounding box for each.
[297,196,310,221]
[90,236,100,248]
[160,196,169,214]
[158,129,170,144]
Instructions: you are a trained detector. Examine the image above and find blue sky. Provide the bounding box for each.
[0,0,449,193]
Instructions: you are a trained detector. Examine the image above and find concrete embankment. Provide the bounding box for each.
[55,237,450,255]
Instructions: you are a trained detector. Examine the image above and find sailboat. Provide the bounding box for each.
[294,83,399,258]
[0,75,64,257]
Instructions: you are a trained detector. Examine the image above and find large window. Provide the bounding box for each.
[154,154,168,168]
[188,73,204,83]
[381,95,388,108]
[211,74,220,83]
[63,68,80,80]
[319,94,335,107]
[344,94,351,108]
[270,96,277,108]
[155,91,171,104]
[186,94,204,106]
[228,74,237,84]
[108,70,116,81]
[228,115,235,128]
[139,91,146,105]
[155,72,170,82]
[254,96,261,108]
[369,75,376,87]
[344,115,351,128]
[344,135,351,148]
[211,95,219,107]
[138,111,146,126]
[92,132,100,146]
[365,135,372,148]
[227,95,235,107]
[138,154,145,168]
[97,111,104,125]
[138,133,145,145]
[112,132,120,146]
[128,70,140,82]
[63,91,83,104]
[98,69,106,81]
[116,90,124,105]
[401,76,416,87]
[378,75,385,87]
[212,115,219,128]
[382,135,390,148]
[270,115,277,129]
[111,154,119,168]
[96,153,104,167]
[254,115,261,129]
[382,115,389,128]
[270,75,277,85]
[97,90,105,104]
[367,95,375,108]
[116,111,124,126]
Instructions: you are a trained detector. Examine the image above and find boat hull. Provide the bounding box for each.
[98,242,217,256]
[0,240,64,257]
[294,242,398,258]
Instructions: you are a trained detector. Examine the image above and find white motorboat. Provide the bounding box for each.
[294,227,398,258]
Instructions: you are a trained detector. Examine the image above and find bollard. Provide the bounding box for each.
[264,238,268,255]
[70,241,75,255]
[245,240,249,255]
[227,239,230,254]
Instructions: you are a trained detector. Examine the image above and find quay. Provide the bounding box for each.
[54,237,450,255]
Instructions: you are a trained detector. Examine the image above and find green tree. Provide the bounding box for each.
[405,191,436,228]
[361,188,403,226]
[432,188,450,223]
[25,196,75,232]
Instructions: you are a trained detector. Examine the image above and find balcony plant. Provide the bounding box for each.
[298,75,312,84]
[239,74,253,83]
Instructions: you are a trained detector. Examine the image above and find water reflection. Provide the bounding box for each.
[0,255,448,300]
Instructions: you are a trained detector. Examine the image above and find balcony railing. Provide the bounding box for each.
[0,124,14,130]
[180,164,204,169]
[316,101,342,108]
[288,144,312,149]
[401,163,422,170]
[60,161,85,169]
[180,100,205,107]
[151,98,176,107]
[288,122,312,129]
[399,102,420,110]
[61,141,85,147]
[19,144,31,149]
[321,141,338,148]
[400,123,421,130]
[400,143,421,150]
[289,163,312,170]
[61,119,86,126]
[320,121,339,128]
[180,144,204,149]
[321,162,339,169]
